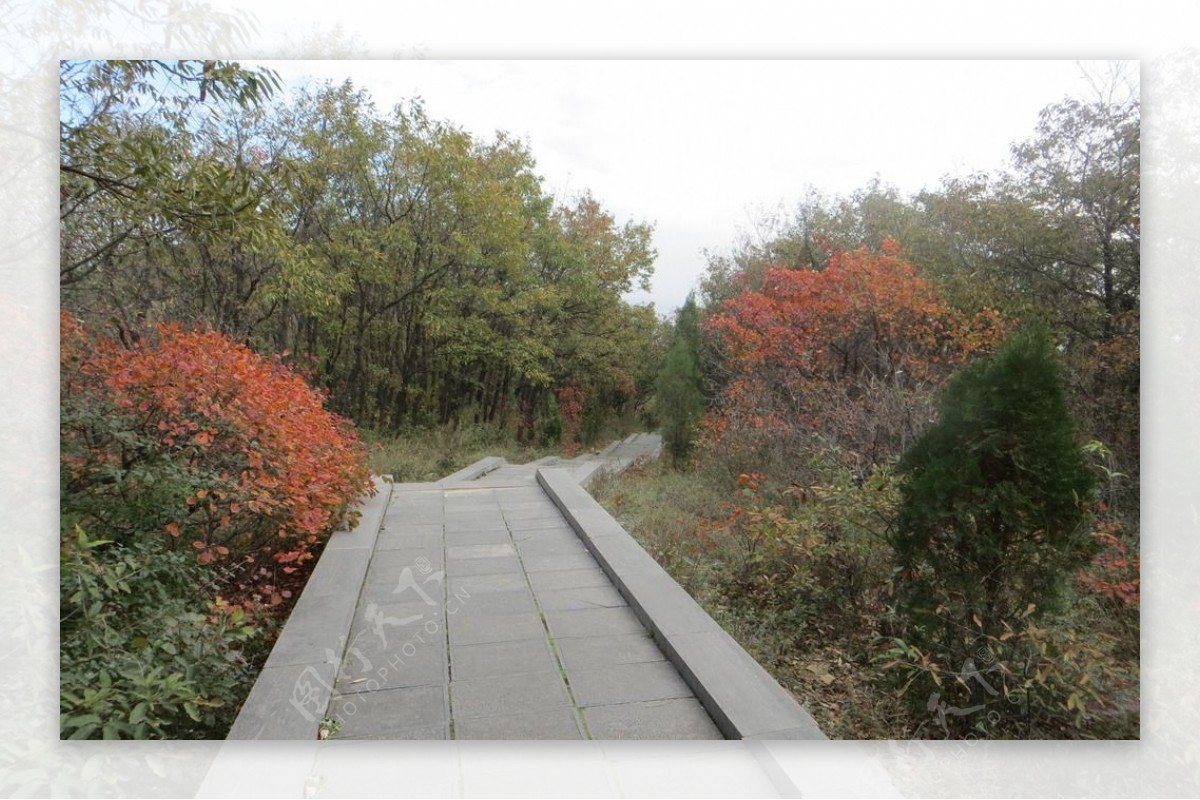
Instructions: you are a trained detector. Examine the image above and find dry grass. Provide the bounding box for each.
[362,424,563,482]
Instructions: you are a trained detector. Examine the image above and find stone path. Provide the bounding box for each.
[228,432,823,741]
[324,433,723,739]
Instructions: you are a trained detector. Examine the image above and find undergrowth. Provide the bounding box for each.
[591,456,1139,740]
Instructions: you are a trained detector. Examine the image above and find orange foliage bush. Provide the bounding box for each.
[703,240,1005,475]
[61,312,373,601]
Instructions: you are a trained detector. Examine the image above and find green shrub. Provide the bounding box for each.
[710,458,898,648]
[60,527,270,739]
[885,324,1101,734]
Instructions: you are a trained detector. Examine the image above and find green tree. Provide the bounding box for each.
[655,295,706,466]
[915,70,1139,343]
[59,59,289,348]
[890,324,1097,689]
[59,60,281,288]
[1009,90,1139,338]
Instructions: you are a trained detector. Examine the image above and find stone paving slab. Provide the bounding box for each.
[449,572,530,596]
[262,589,359,669]
[445,554,524,577]
[446,543,516,559]
[544,605,649,639]
[447,610,546,646]
[443,518,509,534]
[513,538,592,557]
[365,547,444,575]
[446,588,536,617]
[388,481,442,493]
[375,531,443,550]
[554,633,666,671]
[583,698,724,740]
[227,661,338,739]
[568,660,695,707]
[454,708,586,740]
[526,538,593,557]
[328,683,449,739]
[444,528,512,545]
[521,551,600,572]
[379,517,443,534]
[449,638,559,680]
[344,599,445,641]
[334,644,446,693]
[449,670,573,719]
[527,567,614,593]
[535,585,628,611]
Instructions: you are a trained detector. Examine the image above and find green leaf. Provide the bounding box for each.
[66,722,100,740]
[64,713,102,729]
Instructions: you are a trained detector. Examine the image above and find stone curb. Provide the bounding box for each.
[576,435,661,490]
[227,475,393,740]
[536,467,826,740]
[572,459,606,488]
[436,456,506,488]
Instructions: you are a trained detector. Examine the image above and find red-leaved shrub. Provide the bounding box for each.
[61,312,373,603]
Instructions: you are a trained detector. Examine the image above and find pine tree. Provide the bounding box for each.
[891,324,1097,669]
[655,295,707,467]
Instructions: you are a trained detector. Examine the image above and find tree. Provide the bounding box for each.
[655,295,707,466]
[889,324,1098,706]
[59,60,281,290]
[1002,79,1139,507]
[1009,83,1139,340]
[703,239,1003,478]
[910,72,1139,345]
[699,182,956,310]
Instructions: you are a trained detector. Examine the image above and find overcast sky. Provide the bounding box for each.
[252,59,1127,314]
